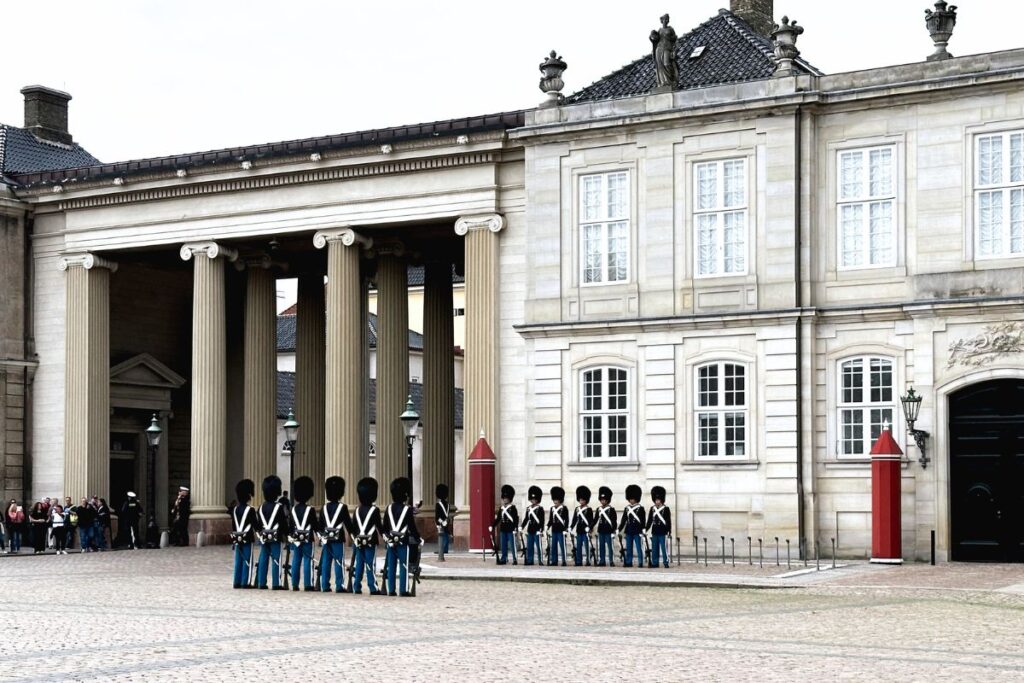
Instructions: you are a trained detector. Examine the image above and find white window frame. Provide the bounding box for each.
[836,356,895,458]
[973,130,1024,260]
[693,158,748,277]
[578,366,631,461]
[579,171,630,286]
[694,361,749,460]
[836,145,897,270]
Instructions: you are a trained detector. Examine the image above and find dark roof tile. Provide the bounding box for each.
[0,124,100,179]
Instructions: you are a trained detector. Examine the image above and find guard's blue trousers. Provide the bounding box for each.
[320,541,346,591]
[438,529,450,554]
[624,533,643,567]
[385,544,409,594]
[598,532,614,565]
[652,534,669,567]
[291,541,313,588]
[233,543,252,586]
[257,541,282,587]
[549,531,566,565]
[499,531,515,563]
[525,532,542,564]
[352,545,378,593]
[574,533,591,566]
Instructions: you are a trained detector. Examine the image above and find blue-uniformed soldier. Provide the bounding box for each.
[255,475,287,590]
[319,476,352,593]
[570,485,595,566]
[596,486,617,567]
[382,477,421,597]
[435,484,454,555]
[118,492,144,550]
[618,484,646,568]
[351,477,383,595]
[646,485,671,568]
[288,476,318,591]
[489,484,518,565]
[521,485,544,565]
[230,479,256,589]
[547,486,568,566]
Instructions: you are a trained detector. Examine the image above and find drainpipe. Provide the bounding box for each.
[793,105,806,556]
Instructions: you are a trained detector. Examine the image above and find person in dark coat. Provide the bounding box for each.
[595,486,617,567]
[382,477,421,597]
[118,492,144,550]
[646,485,671,568]
[618,484,646,568]
[351,477,383,595]
[571,485,595,567]
[288,476,318,591]
[255,475,286,590]
[170,486,191,546]
[434,483,455,555]
[489,485,518,565]
[547,486,568,566]
[521,485,544,565]
[230,479,256,588]
[319,476,353,593]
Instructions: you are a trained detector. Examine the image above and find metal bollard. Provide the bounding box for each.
[482,533,487,562]
[703,537,708,567]
[747,536,752,565]
[721,535,726,564]
[676,537,681,566]
[775,536,780,567]
[731,538,735,567]
[815,542,820,571]
[930,530,936,566]
[831,538,836,569]
[802,537,807,567]
[694,535,699,565]
[758,538,763,569]
[786,539,791,569]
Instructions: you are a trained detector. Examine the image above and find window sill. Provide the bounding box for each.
[680,461,760,471]
[567,461,641,471]
[823,459,911,470]
[829,266,907,282]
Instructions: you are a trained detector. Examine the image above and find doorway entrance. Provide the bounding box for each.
[949,379,1024,562]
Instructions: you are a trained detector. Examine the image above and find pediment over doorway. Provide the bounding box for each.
[110,353,185,412]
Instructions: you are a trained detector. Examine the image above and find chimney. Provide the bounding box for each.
[731,0,774,36]
[21,85,73,145]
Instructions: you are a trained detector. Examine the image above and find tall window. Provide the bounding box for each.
[837,145,896,269]
[975,131,1024,259]
[580,367,629,460]
[580,172,629,284]
[694,158,747,276]
[695,362,747,458]
[838,356,894,457]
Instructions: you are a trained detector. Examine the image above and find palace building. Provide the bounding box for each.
[1,0,1022,561]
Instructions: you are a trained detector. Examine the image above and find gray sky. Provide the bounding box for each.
[2,0,1020,164]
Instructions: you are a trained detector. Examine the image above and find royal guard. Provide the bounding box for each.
[618,484,646,568]
[435,484,455,555]
[596,486,617,567]
[289,476,318,591]
[170,486,191,547]
[230,479,256,589]
[256,475,287,590]
[547,486,568,566]
[382,477,421,597]
[570,485,595,566]
[351,477,383,595]
[646,486,671,568]
[521,486,545,565]
[319,476,352,593]
[489,484,518,565]
[118,491,144,550]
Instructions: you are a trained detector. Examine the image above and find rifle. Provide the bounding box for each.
[642,533,652,568]
[515,528,527,563]
[617,532,626,565]
[311,533,321,591]
[282,539,292,590]
[345,535,361,593]
[567,529,577,564]
[408,539,423,597]
[587,532,598,566]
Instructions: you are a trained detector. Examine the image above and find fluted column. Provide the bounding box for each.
[456,214,505,498]
[181,241,237,517]
[295,271,326,500]
[376,250,410,490]
[422,260,455,507]
[60,253,116,500]
[241,257,277,485]
[315,228,371,491]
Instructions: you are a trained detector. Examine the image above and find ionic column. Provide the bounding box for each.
[315,228,371,491]
[60,253,116,500]
[376,249,410,490]
[456,214,505,498]
[422,260,455,506]
[294,271,326,499]
[241,256,277,485]
[181,241,237,517]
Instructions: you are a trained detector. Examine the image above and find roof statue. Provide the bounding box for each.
[650,14,679,91]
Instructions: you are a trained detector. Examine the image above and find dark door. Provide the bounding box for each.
[949,379,1024,562]
[109,458,135,514]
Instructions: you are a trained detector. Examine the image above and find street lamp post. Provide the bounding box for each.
[145,414,162,533]
[399,394,420,503]
[283,409,300,502]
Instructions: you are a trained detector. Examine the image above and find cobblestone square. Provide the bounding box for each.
[1,548,1022,681]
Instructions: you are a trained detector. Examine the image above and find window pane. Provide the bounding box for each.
[868,200,893,265]
[869,358,893,403]
[699,365,718,407]
[869,408,893,444]
[978,135,1003,186]
[841,409,864,455]
[723,211,746,274]
[698,413,719,456]
[1012,133,1024,184]
[607,221,628,282]
[697,163,717,210]
[608,415,628,458]
[583,415,602,458]
[840,151,863,200]
[724,412,746,456]
[840,204,864,268]
[697,214,718,275]
[583,175,603,221]
[608,368,628,411]
[869,147,893,198]
[1012,188,1023,255]
[607,172,628,219]
[723,159,745,208]
[978,190,1003,257]
[583,224,603,283]
[841,359,863,404]
[723,364,745,407]
[583,369,602,411]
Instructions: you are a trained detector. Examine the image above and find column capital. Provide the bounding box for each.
[179,241,239,262]
[313,227,372,250]
[58,252,118,273]
[455,213,505,236]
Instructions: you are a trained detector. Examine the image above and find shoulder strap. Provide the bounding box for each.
[234,506,252,533]
[356,505,377,535]
[292,505,312,530]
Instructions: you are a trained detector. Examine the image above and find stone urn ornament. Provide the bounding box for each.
[925,1,957,61]
[771,16,804,76]
[539,50,567,107]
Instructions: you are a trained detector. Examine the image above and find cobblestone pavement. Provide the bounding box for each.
[1,548,1022,682]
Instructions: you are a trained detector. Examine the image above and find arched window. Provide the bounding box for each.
[579,367,630,460]
[838,356,894,456]
[695,362,747,458]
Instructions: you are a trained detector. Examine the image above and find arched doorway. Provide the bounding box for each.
[949,379,1024,562]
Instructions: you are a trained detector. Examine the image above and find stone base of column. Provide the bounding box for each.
[415,513,438,543]
[188,515,232,546]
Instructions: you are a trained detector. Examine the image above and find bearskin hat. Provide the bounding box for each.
[500,484,515,501]
[576,485,591,504]
[598,485,613,503]
[293,476,314,504]
[390,477,410,503]
[262,475,282,501]
[651,485,666,502]
[528,485,542,502]
[325,476,345,503]
[357,477,378,506]
[550,486,565,503]
[235,479,255,504]
[625,484,642,502]
[436,483,449,499]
